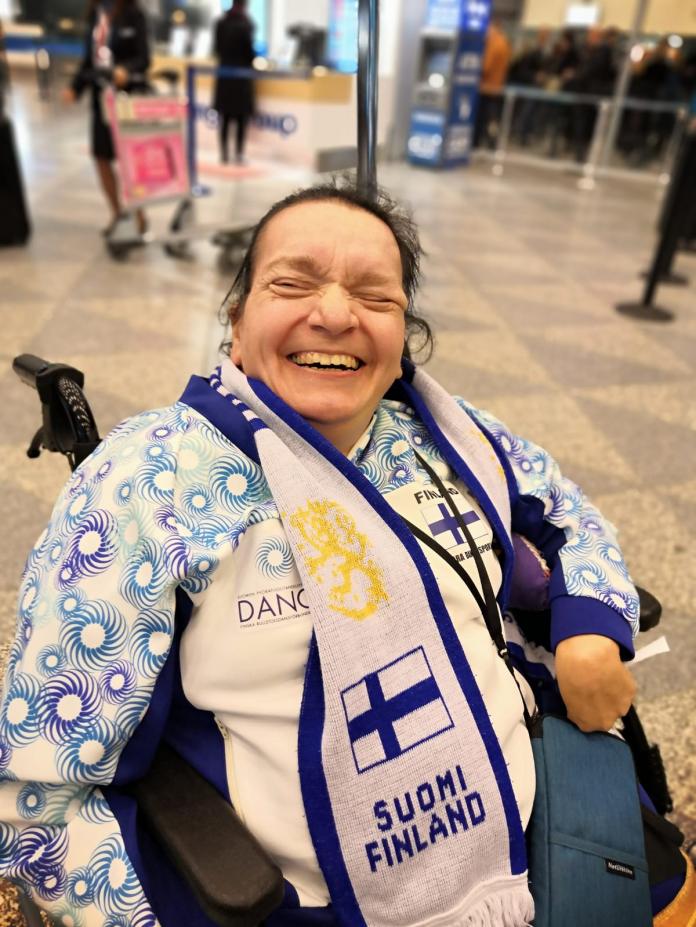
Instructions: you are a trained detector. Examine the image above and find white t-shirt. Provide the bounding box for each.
[180,427,535,906]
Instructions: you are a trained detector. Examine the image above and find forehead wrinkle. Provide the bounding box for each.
[257,209,403,288]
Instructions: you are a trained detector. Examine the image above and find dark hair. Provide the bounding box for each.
[220,177,432,361]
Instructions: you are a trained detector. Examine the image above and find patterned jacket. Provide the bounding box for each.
[0,373,638,927]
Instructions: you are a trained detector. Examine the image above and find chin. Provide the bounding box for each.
[298,404,356,426]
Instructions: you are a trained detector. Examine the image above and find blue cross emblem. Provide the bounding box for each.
[427,501,480,548]
[341,648,454,773]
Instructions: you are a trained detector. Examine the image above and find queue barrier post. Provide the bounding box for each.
[616,125,696,322]
[491,89,515,177]
[577,98,612,192]
[34,47,51,101]
[640,108,692,286]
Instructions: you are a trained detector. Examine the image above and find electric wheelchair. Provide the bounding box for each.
[5,352,675,927]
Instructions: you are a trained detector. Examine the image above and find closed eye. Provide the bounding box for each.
[354,293,398,309]
[270,279,314,294]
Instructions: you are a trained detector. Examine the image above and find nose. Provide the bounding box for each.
[307,284,358,333]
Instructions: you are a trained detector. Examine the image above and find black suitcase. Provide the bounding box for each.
[0,115,31,246]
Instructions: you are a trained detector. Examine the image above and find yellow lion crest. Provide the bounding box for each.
[288,500,387,621]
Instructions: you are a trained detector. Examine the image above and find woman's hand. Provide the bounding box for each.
[113,66,129,88]
[61,87,76,104]
[555,634,636,732]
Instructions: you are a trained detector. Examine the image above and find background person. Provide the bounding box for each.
[62,0,150,236]
[541,29,580,156]
[474,15,512,149]
[622,38,686,165]
[507,27,552,147]
[563,26,619,161]
[213,0,255,164]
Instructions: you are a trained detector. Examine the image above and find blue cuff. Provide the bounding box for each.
[550,595,635,659]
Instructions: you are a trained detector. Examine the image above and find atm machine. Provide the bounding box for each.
[407,0,491,167]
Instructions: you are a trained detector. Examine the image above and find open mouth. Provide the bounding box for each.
[288,351,364,371]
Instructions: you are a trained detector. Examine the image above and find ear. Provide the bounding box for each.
[229,306,243,367]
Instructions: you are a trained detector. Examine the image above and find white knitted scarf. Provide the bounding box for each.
[216,359,533,927]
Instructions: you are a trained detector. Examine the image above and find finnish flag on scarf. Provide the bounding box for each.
[341,648,455,774]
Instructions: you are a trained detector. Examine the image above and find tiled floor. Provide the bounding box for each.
[1,73,695,889]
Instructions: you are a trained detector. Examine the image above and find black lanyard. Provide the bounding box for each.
[399,449,535,729]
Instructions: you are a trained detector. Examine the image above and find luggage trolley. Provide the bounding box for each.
[103,0,382,264]
[102,70,255,261]
[102,77,197,260]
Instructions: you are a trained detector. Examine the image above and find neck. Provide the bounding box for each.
[311,415,373,457]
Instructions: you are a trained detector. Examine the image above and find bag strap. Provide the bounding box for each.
[402,450,535,730]
[402,518,487,618]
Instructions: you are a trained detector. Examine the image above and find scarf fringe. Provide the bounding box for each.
[455,885,534,927]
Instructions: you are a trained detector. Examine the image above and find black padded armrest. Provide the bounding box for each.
[131,743,284,927]
[636,586,662,633]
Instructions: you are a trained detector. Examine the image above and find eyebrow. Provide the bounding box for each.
[262,256,327,277]
[263,255,400,288]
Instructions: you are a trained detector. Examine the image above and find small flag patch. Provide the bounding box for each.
[422,501,487,549]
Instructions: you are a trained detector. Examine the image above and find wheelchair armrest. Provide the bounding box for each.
[637,586,662,633]
[131,743,284,927]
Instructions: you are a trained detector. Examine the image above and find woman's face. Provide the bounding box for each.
[231,200,408,453]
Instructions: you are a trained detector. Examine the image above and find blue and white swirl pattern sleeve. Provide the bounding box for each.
[1,400,272,924]
[0,403,230,926]
[0,408,194,925]
[456,399,639,656]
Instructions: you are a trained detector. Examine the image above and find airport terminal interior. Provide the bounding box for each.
[1,0,695,923]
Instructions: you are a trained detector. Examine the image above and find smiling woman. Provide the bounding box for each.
[229,196,411,454]
[0,179,675,927]
[221,180,430,350]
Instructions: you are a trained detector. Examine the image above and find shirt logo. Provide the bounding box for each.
[237,584,309,627]
[341,647,454,774]
[422,501,487,549]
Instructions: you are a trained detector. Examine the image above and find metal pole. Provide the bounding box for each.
[186,64,198,193]
[357,0,379,198]
[599,0,649,169]
[492,90,515,176]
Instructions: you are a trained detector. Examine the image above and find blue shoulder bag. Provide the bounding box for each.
[401,450,653,927]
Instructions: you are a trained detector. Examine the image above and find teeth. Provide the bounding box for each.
[289,352,360,369]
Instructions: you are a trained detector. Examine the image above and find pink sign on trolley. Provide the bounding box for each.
[103,90,190,207]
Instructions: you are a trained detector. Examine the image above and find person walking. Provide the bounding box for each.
[474,16,512,149]
[62,0,150,236]
[213,0,255,164]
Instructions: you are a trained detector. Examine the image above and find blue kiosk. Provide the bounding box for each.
[407,0,491,167]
